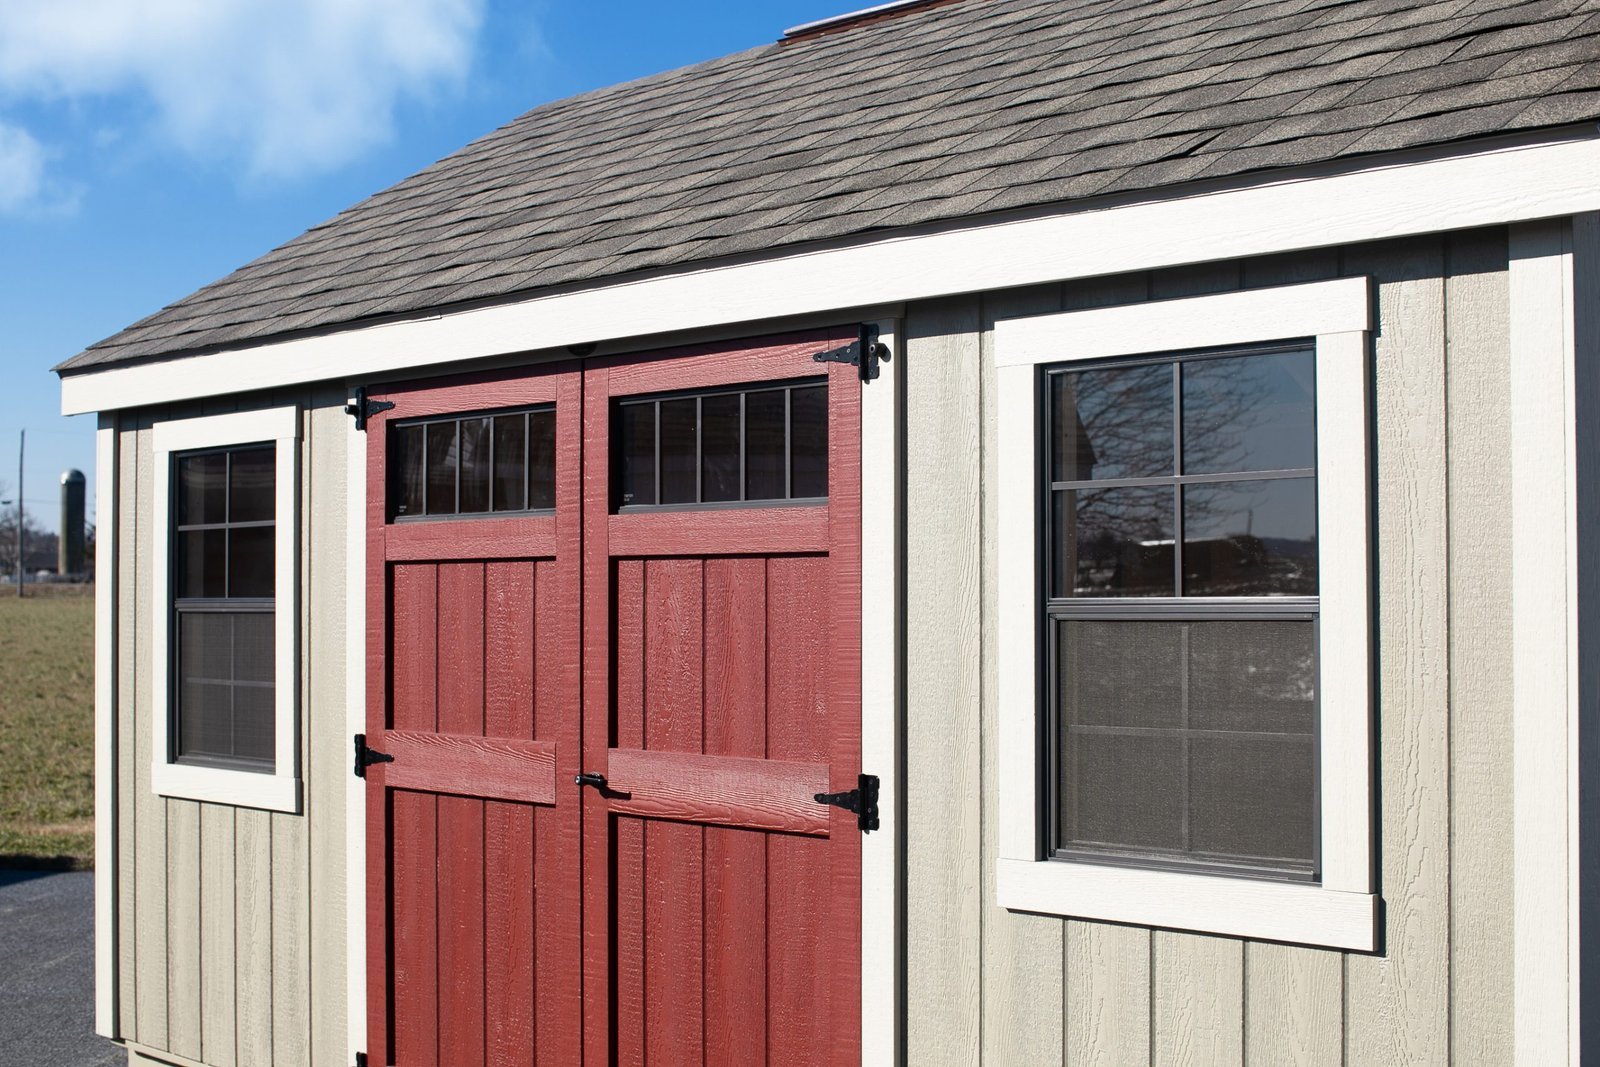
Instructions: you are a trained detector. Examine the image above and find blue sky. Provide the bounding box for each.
[0,0,846,533]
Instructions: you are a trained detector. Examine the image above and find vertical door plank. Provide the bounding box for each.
[766,555,831,1063]
[642,558,706,1065]
[391,790,438,1066]
[484,562,536,1066]
[167,799,203,1061]
[436,562,487,1066]
[1066,923,1151,1066]
[980,284,1067,1066]
[1244,944,1341,1066]
[702,557,769,1065]
[390,565,438,733]
[234,808,273,1067]
[613,559,647,1067]
[1342,238,1452,1065]
[200,804,237,1067]
[905,296,984,1066]
[1153,933,1244,1067]
[1443,229,1515,1065]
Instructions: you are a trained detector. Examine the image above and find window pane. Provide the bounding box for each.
[1182,349,1315,475]
[395,424,426,517]
[744,389,785,501]
[1055,619,1316,874]
[177,452,227,526]
[492,414,526,512]
[179,612,233,684]
[178,681,234,760]
[228,447,275,523]
[1183,478,1317,595]
[790,385,828,499]
[425,421,458,515]
[228,526,274,598]
[231,612,276,684]
[701,393,741,503]
[177,529,227,598]
[659,398,697,505]
[618,403,656,506]
[1054,364,1172,481]
[458,418,491,514]
[232,685,276,764]
[1057,485,1174,596]
[175,611,274,769]
[528,409,556,510]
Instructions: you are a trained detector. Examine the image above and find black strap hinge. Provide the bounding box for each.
[814,773,880,833]
[344,386,395,431]
[812,325,890,383]
[354,1054,369,1067]
[353,733,394,778]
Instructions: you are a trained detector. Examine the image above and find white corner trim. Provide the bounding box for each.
[344,401,368,1067]
[994,279,1374,950]
[994,277,1370,367]
[93,418,117,1039]
[61,134,1600,416]
[1510,219,1577,1066]
[860,317,901,1067]
[149,405,302,813]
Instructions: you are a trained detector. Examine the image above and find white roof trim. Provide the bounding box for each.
[61,132,1600,416]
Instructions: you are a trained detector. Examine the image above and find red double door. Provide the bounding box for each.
[362,332,864,1066]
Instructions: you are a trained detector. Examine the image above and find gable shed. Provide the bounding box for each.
[58,1,1600,1064]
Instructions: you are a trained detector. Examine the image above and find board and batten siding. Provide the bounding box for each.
[114,387,351,1067]
[905,228,1516,1065]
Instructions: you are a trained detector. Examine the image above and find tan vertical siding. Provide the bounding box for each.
[115,388,350,1066]
[904,228,1515,1065]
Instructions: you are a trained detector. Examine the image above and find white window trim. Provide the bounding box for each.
[993,277,1376,951]
[150,406,301,813]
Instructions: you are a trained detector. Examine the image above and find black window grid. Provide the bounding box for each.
[613,377,827,512]
[390,404,556,521]
[1039,342,1323,884]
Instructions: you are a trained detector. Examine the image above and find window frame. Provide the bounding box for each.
[151,406,300,812]
[994,278,1375,950]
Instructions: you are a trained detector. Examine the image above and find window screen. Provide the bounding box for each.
[172,444,276,770]
[392,406,556,519]
[1044,345,1318,880]
[615,380,827,509]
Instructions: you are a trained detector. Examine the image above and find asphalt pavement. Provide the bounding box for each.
[0,869,126,1066]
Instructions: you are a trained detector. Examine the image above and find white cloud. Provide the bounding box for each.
[0,120,44,210]
[0,0,485,179]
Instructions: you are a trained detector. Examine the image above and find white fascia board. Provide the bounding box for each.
[62,133,1600,416]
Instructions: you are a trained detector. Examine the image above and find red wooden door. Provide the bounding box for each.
[364,365,585,1067]
[580,331,864,1066]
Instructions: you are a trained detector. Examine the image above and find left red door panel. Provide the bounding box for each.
[365,366,584,1067]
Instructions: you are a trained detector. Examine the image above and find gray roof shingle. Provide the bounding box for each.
[58,0,1600,373]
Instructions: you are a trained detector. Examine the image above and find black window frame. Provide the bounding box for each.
[388,403,558,522]
[169,442,277,773]
[611,377,829,513]
[1040,341,1322,884]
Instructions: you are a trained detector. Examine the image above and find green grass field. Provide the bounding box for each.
[0,590,95,868]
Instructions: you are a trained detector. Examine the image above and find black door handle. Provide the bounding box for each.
[575,772,607,790]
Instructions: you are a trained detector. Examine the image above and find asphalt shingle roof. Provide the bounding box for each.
[57,0,1600,373]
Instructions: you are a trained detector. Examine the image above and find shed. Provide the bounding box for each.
[57,0,1600,1063]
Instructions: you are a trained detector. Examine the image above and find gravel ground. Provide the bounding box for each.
[0,869,125,1066]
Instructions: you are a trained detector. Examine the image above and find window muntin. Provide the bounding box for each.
[172,444,276,771]
[392,406,556,519]
[1045,344,1318,882]
[615,379,828,510]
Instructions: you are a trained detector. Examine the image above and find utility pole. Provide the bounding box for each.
[16,429,23,598]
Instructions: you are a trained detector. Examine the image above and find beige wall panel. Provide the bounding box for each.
[1242,944,1340,1066]
[305,394,350,1066]
[234,808,273,1067]
[980,284,1067,1067]
[1152,933,1243,1067]
[1342,237,1452,1064]
[1065,924,1150,1067]
[199,804,237,1067]
[117,416,139,1040]
[905,294,985,1065]
[167,799,203,1061]
[1442,229,1515,1063]
[132,414,169,1050]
